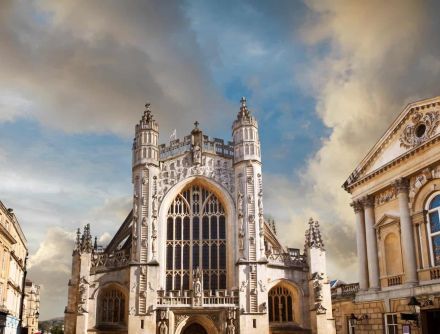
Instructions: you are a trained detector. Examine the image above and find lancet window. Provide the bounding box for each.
[166,184,227,291]
[268,286,294,323]
[98,287,126,325]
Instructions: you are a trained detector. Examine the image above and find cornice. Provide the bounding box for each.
[345,133,440,193]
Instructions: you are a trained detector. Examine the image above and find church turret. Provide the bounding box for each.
[128,103,161,332]
[132,102,159,168]
[233,98,268,332]
[304,218,336,334]
[232,97,261,164]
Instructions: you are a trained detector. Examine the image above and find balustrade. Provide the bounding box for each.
[157,289,239,306]
[387,275,403,286]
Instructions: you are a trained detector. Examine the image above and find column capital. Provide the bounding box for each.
[394,177,410,194]
[350,200,364,213]
[361,195,375,208]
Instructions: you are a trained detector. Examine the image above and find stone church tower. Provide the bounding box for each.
[64,99,334,334]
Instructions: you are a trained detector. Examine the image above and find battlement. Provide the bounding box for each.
[159,135,233,160]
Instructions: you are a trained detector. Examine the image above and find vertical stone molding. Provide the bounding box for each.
[351,200,369,290]
[394,177,418,285]
[362,196,380,290]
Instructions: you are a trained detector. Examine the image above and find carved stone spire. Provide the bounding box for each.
[142,102,153,123]
[237,96,251,120]
[80,224,93,253]
[304,218,324,251]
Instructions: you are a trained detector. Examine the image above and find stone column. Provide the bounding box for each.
[363,196,380,290]
[351,200,369,291]
[395,178,418,285]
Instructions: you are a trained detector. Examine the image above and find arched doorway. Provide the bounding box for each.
[182,323,207,334]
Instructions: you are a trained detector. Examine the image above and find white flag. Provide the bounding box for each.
[170,129,177,141]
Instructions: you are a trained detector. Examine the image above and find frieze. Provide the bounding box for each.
[375,187,397,206]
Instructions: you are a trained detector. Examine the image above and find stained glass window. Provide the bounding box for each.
[98,288,126,325]
[165,184,227,291]
[268,286,294,323]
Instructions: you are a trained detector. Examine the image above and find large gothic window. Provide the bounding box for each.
[98,287,126,325]
[268,286,294,323]
[166,184,227,291]
[427,194,440,266]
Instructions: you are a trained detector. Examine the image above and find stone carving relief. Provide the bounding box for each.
[240,280,248,292]
[409,167,434,200]
[77,280,88,313]
[174,315,189,330]
[315,303,327,315]
[400,110,440,149]
[375,187,397,206]
[311,272,324,302]
[258,279,266,292]
[237,191,245,256]
[156,154,234,203]
[157,309,169,334]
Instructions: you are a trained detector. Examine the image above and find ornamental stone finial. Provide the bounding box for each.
[143,102,153,122]
[304,217,324,250]
[240,96,247,108]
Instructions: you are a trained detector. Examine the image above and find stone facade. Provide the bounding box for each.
[0,200,28,334]
[64,98,335,334]
[338,96,440,333]
[23,279,40,334]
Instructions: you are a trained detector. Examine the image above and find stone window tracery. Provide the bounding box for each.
[98,287,126,325]
[268,286,294,323]
[165,184,227,291]
[426,193,440,266]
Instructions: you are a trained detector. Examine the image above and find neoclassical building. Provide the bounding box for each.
[64,99,335,334]
[0,201,28,334]
[335,96,440,333]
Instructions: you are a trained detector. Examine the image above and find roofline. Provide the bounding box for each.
[343,95,440,191]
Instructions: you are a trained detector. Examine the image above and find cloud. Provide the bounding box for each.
[285,0,440,280]
[27,227,74,320]
[0,0,230,137]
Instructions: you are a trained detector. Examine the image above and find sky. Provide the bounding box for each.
[1,0,440,320]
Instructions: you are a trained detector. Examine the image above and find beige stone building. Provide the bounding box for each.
[64,99,336,334]
[0,201,28,334]
[337,96,440,333]
[23,279,40,334]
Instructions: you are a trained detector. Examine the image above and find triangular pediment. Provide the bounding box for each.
[344,96,440,190]
[374,214,400,229]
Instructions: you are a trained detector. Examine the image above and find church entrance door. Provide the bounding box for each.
[422,309,440,334]
[182,323,208,334]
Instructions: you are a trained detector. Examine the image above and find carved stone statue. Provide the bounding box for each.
[159,321,168,334]
[227,319,235,334]
[237,192,243,217]
[192,145,202,165]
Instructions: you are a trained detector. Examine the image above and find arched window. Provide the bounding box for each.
[268,285,294,323]
[98,287,126,325]
[166,184,226,291]
[427,194,440,266]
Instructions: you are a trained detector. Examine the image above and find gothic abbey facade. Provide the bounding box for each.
[64,99,335,334]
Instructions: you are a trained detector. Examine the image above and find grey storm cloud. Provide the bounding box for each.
[0,0,231,137]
